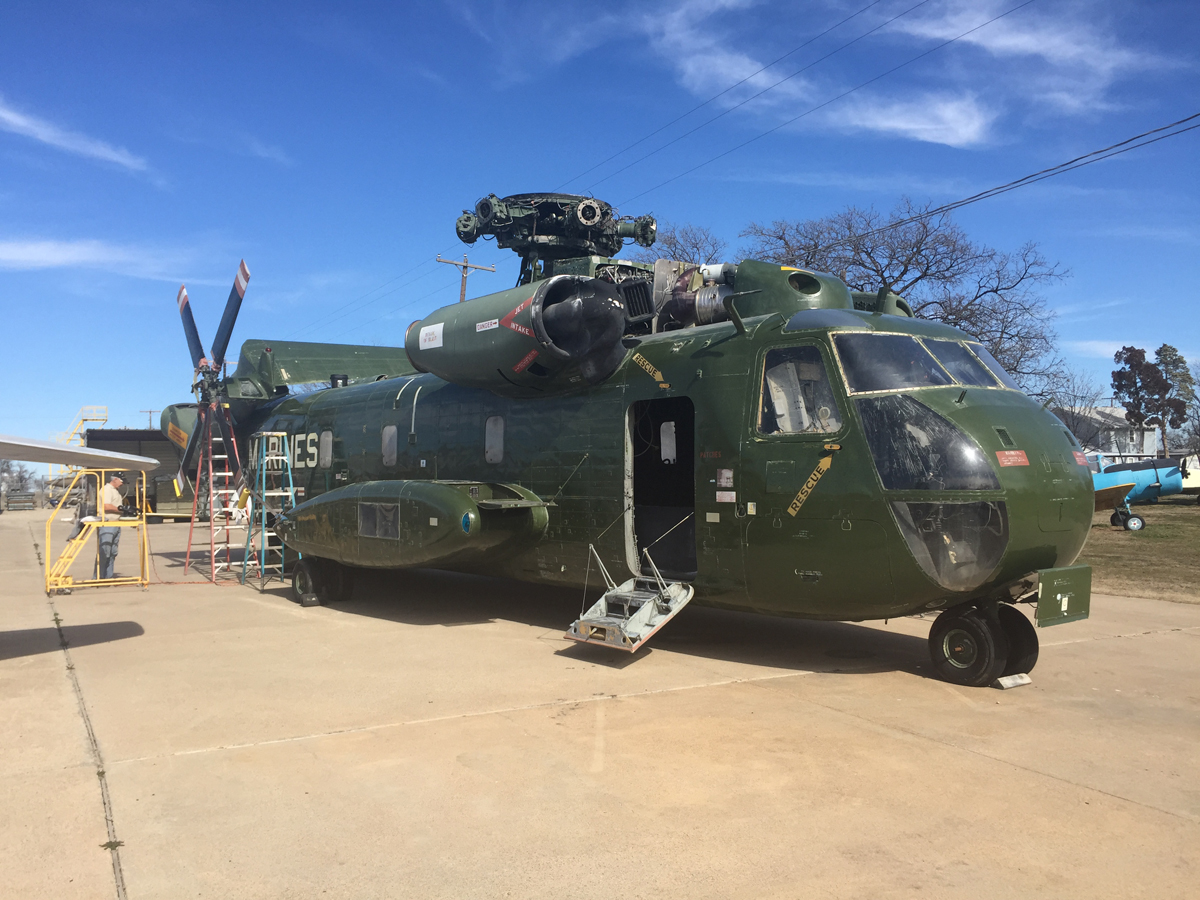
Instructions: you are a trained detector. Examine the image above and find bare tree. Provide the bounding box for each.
[0,459,35,492]
[1052,367,1104,447]
[740,198,1067,396]
[632,221,727,265]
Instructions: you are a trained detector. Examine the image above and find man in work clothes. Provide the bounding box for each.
[97,472,126,579]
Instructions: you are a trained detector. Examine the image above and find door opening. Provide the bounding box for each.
[629,397,696,580]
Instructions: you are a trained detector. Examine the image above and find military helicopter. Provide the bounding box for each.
[162,192,1095,688]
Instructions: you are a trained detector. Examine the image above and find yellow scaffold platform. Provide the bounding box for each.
[45,468,149,593]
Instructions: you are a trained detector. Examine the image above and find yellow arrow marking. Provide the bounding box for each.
[632,352,670,389]
[787,444,841,517]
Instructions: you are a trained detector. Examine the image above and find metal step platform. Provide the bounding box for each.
[565,546,694,653]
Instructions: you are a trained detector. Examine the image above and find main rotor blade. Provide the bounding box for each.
[177,285,211,371]
[172,418,204,497]
[0,434,158,470]
[213,407,245,494]
[210,259,251,371]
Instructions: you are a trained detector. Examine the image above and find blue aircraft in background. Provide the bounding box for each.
[1090,455,1194,531]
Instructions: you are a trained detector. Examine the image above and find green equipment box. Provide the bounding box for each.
[1035,565,1091,627]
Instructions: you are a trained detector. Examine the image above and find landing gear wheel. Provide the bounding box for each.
[929,608,1010,687]
[292,558,323,606]
[997,604,1039,676]
[323,562,355,603]
[1123,514,1145,531]
[1109,511,1123,527]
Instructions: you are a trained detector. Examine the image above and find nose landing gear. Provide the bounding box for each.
[929,602,1039,686]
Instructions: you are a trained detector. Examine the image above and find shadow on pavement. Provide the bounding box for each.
[315,567,934,679]
[0,621,145,662]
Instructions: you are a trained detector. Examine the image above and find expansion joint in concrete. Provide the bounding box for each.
[34,526,129,900]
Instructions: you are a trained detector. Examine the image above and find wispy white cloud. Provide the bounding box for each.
[627,0,1155,151]
[1073,222,1200,245]
[436,2,626,86]
[1065,339,1127,359]
[638,0,812,110]
[0,95,148,171]
[245,137,295,167]
[839,92,996,148]
[0,238,189,280]
[721,167,970,196]
[886,0,1149,112]
[1054,299,1126,324]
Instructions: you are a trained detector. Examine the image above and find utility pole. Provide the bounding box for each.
[436,254,496,303]
[140,410,161,429]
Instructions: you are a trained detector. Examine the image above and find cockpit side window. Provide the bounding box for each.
[965,342,1021,390]
[758,345,843,435]
[834,333,953,393]
[923,339,999,387]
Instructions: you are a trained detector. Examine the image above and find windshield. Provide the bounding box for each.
[966,342,1021,389]
[759,346,843,435]
[856,394,1001,491]
[924,339,999,387]
[834,333,952,393]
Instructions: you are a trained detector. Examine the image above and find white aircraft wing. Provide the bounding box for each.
[0,434,160,471]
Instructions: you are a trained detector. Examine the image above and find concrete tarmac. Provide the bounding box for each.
[2,509,1198,899]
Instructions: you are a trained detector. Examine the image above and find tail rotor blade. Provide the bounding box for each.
[210,259,251,371]
[177,285,210,371]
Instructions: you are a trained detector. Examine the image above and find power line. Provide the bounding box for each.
[283,260,445,339]
[553,0,890,191]
[838,112,1200,244]
[619,0,1038,205]
[284,236,507,339]
[325,111,1200,339]
[585,0,933,193]
[284,0,1006,338]
[326,275,468,342]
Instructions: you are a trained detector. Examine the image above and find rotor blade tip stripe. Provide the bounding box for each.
[235,260,251,297]
[177,285,188,311]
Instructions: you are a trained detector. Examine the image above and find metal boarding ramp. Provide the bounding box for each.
[565,545,694,653]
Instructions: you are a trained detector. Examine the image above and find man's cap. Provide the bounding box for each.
[110,472,126,482]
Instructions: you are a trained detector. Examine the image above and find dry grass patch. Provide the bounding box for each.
[1077,495,1200,603]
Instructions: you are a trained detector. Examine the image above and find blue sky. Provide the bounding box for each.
[1,0,1197,439]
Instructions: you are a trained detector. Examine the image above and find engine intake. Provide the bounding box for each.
[405,275,628,398]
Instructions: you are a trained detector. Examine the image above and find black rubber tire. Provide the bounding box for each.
[998,604,1039,676]
[292,557,323,604]
[929,608,1010,687]
[1109,511,1123,527]
[1124,514,1145,531]
[323,562,355,602]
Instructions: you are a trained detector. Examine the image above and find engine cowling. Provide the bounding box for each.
[405,275,628,398]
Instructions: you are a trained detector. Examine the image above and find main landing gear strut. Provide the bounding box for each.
[1109,506,1145,531]
[928,602,1039,687]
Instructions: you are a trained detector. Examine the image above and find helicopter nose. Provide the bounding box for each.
[855,389,1093,591]
[952,397,1094,575]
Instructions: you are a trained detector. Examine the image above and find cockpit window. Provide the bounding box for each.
[759,346,843,435]
[923,339,999,387]
[834,333,952,393]
[856,394,1001,491]
[965,342,1021,390]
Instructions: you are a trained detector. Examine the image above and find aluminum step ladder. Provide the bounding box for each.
[241,431,301,590]
[565,546,694,652]
[184,405,245,582]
